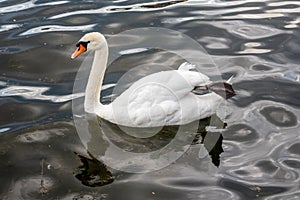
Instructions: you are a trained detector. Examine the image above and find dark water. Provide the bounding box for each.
[1,0,300,199]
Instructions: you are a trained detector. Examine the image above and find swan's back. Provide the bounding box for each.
[114,70,210,104]
[109,70,221,127]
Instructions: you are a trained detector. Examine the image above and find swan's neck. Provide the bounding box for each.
[84,42,110,118]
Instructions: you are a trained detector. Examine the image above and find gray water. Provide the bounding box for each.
[1,0,300,199]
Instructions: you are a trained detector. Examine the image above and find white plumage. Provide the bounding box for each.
[71,32,230,127]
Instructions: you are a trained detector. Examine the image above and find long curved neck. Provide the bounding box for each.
[84,40,109,117]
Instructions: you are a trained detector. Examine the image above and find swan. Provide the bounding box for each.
[71,32,235,127]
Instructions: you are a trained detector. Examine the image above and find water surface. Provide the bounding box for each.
[0,0,300,199]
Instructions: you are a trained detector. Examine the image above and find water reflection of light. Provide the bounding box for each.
[238,48,271,54]
[50,0,187,19]
[191,6,260,16]
[266,7,300,14]
[0,85,83,103]
[0,1,69,14]
[19,24,96,36]
[224,13,284,19]
[0,83,116,103]
[285,17,300,29]
[268,1,300,7]
[0,127,10,133]
[0,24,22,32]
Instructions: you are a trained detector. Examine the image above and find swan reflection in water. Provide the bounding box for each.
[74,114,225,187]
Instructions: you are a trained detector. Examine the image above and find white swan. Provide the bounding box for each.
[71,32,235,127]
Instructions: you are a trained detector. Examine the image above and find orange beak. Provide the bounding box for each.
[71,44,87,59]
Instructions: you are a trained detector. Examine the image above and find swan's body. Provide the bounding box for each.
[71,32,234,127]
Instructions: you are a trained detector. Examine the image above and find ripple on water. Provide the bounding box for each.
[265,191,300,200]
[19,24,97,36]
[218,178,290,199]
[260,106,298,127]
[281,159,300,169]
[60,193,107,200]
[0,1,68,14]
[229,159,298,183]
[228,152,299,183]
[223,124,259,145]
[204,20,286,40]
[277,143,300,172]
[287,143,300,155]
[6,176,54,200]
[231,24,277,39]
[234,77,300,108]
[0,24,22,32]
[198,36,231,50]
[160,178,207,190]
[17,128,65,143]
[188,187,239,200]
[255,160,280,174]
[0,101,45,126]
[1,0,300,198]
[238,41,271,54]
[250,64,274,71]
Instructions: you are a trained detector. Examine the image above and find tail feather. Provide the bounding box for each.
[226,75,234,84]
[192,82,235,99]
[209,82,235,99]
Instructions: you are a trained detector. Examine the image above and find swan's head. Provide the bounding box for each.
[71,32,106,59]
